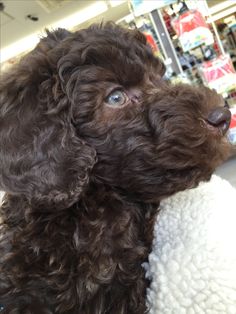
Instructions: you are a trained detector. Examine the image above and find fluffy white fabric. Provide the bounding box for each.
[146,175,236,313]
[0,191,4,205]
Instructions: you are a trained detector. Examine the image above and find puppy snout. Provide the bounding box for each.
[206,107,231,135]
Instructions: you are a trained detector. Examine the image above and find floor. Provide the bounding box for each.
[215,155,236,188]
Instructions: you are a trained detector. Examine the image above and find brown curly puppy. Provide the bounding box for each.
[0,23,231,313]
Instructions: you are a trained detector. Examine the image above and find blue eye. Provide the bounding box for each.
[106,90,127,107]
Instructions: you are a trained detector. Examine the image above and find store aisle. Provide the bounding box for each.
[215,156,236,188]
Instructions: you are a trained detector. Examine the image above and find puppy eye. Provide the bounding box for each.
[105,90,128,107]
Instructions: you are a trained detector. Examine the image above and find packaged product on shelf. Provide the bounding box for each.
[172,10,214,52]
[144,32,161,58]
[200,54,236,94]
[229,107,236,145]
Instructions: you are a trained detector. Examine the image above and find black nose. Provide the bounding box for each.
[207,107,231,135]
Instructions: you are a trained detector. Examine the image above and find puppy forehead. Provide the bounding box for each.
[67,29,157,85]
[82,61,145,87]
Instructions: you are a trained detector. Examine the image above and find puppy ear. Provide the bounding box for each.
[0,39,96,209]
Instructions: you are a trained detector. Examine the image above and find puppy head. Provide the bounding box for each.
[0,23,231,207]
[54,23,230,202]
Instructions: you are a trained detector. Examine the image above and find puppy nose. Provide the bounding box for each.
[206,107,231,135]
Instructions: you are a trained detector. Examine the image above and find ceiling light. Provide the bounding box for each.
[109,0,126,7]
[207,5,236,22]
[49,1,107,30]
[1,34,40,64]
[209,0,235,15]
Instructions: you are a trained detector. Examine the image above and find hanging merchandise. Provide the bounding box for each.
[200,54,236,95]
[144,32,162,58]
[172,10,214,52]
[229,107,236,145]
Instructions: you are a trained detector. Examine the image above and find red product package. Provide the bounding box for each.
[200,55,236,94]
[229,108,236,145]
[144,33,161,58]
[172,10,214,51]
[144,33,158,52]
[230,109,236,129]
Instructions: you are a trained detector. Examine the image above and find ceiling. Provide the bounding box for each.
[0,0,130,46]
[0,0,129,62]
[0,0,235,64]
[1,0,94,47]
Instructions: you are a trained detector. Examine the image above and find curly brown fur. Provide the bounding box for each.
[0,23,231,313]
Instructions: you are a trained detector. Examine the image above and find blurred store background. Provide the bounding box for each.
[0,0,235,186]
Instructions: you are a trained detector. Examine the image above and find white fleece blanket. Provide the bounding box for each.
[146,175,236,313]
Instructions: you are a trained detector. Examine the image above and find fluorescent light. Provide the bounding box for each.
[0,2,108,64]
[209,0,235,15]
[1,34,40,64]
[49,2,107,30]
[109,0,126,7]
[117,13,134,24]
[224,15,236,24]
[208,5,236,22]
